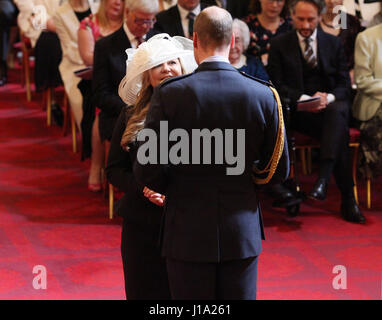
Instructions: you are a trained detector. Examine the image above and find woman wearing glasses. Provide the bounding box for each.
[106,34,197,299]
[243,0,293,66]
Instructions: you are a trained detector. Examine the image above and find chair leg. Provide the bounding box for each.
[46,88,52,127]
[109,183,114,220]
[299,148,307,175]
[23,52,31,102]
[70,109,77,153]
[352,145,359,205]
[367,178,371,209]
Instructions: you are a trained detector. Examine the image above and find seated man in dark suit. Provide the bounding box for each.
[154,0,210,38]
[267,0,365,224]
[92,0,158,144]
[0,0,17,86]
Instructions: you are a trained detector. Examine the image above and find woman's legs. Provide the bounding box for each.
[88,114,105,188]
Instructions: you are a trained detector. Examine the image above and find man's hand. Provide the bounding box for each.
[310,92,328,112]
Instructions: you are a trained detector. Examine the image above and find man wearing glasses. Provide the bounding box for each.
[92,0,158,144]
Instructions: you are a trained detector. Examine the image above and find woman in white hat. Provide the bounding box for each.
[105,33,197,299]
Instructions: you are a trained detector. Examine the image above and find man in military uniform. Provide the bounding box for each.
[134,6,289,299]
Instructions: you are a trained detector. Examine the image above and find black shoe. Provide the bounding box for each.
[268,183,302,208]
[308,178,328,201]
[341,198,366,224]
[51,104,64,127]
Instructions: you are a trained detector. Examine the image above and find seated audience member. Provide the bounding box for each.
[243,0,293,66]
[78,0,124,66]
[0,0,17,86]
[78,0,124,191]
[353,24,382,179]
[107,33,197,300]
[158,0,177,12]
[92,0,158,151]
[319,0,363,86]
[153,0,210,38]
[54,0,99,131]
[15,0,64,124]
[368,7,382,27]
[229,18,269,80]
[267,0,365,223]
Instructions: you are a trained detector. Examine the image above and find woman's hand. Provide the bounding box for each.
[261,53,269,66]
[143,187,165,207]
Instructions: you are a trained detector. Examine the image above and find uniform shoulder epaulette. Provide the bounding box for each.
[158,73,193,88]
[239,71,275,88]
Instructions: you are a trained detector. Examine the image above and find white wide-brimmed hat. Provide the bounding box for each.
[118,33,197,106]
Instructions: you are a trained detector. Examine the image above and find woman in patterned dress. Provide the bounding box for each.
[243,0,292,66]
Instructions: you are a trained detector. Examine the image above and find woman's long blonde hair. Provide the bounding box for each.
[120,59,186,150]
[120,71,153,150]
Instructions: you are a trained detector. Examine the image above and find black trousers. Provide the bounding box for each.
[166,256,259,300]
[121,219,171,300]
[0,0,16,69]
[292,100,354,194]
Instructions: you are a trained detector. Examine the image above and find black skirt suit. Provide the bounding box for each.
[106,106,170,300]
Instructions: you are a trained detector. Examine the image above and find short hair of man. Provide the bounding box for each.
[233,19,250,51]
[125,0,159,13]
[194,6,233,50]
[290,0,324,14]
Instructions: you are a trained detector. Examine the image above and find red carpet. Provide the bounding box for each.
[1,69,381,300]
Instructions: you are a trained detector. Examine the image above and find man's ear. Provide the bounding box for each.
[193,32,198,49]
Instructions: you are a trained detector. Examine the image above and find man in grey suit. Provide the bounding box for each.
[134,6,289,299]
